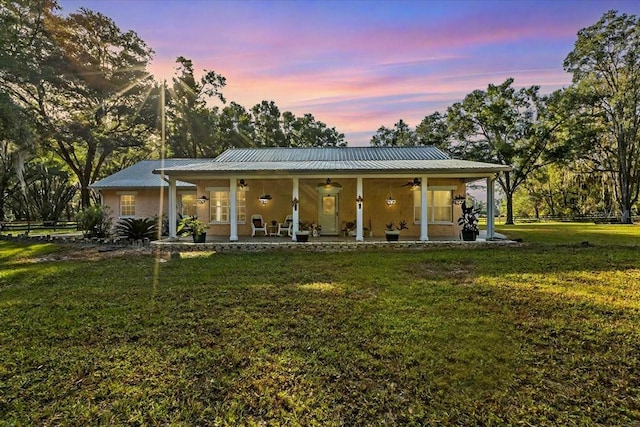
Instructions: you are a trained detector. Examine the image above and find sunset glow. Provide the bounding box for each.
[59,0,640,145]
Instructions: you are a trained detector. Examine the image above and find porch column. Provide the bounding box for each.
[420,176,429,241]
[168,177,177,239]
[292,177,299,241]
[486,175,495,240]
[356,177,364,241]
[229,177,238,241]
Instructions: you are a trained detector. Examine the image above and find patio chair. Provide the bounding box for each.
[250,214,268,237]
[277,214,293,237]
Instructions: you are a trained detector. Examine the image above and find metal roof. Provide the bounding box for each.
[214,146,451,162]
[157,159,511,175]
[90,159,214,189]
[154,147,510,176]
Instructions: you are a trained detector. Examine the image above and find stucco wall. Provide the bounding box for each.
[100,188,196,222]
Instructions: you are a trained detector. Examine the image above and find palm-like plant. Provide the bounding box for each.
[114,217,157,240]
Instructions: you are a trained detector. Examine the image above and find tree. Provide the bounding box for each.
[564,10,640,223]
[370,119,417,146]
[251,100,285,147]
[165,56,226,157]
[216,102,256,150]
[282,112,346,147]
[415,112,451,151]
[446,78,570,224]
[1,4,157,207]
[0,90,37,221]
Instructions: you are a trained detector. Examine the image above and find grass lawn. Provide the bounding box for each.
[1,224,639,425]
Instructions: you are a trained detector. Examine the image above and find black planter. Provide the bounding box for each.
[385,232,400,242]
[192,232,206,243]
[296,232,309,242]
[461,230,477,241]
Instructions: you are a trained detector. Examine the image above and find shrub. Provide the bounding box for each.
[76,205,112,238]
[113,217,158,240]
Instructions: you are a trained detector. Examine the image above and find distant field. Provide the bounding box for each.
[1,224,639,425]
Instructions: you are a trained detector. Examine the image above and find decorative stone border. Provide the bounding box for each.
[150,238,518,254]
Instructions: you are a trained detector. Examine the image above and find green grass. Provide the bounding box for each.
[1,225,640,425]
[494,220,640,245]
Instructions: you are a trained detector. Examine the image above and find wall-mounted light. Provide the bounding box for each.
[316,178,342,191]
[356,195,364,209]
[292,197,299,211]
[238,179,249,191]
[453,195,466,205]
[197,195,209,205]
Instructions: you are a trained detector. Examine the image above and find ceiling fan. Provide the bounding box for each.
[401,178,421,188]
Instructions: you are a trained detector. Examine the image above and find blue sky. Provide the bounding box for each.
[59,0,640,145]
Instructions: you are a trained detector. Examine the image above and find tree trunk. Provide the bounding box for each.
[505,192,514,225]
[79,177,91,208]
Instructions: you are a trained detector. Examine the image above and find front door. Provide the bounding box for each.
[318,194,338,235]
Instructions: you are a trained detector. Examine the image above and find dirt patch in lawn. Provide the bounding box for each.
[31,245,154,263]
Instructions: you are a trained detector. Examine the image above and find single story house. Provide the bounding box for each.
[91,146,509,241]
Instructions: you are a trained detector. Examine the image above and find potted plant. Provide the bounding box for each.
[458,201,479,241]
[296,220,310,242]
[178,216,207,243]
[310,221,321,237]
[385,219,408,242]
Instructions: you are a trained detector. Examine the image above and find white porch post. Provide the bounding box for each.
[420,176,429,241]
[486,175,495,240]
[168,177,177,239]
[229,177,238,241]
[292,177,299,241]
[356,177,364,241]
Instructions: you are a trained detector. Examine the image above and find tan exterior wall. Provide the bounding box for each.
[100,188,196,222]
[190,177,466,238]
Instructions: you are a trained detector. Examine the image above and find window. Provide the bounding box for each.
[120,194,135,217]
[208,189,246,223]
[181,194,197,217]
[413,189,453,223]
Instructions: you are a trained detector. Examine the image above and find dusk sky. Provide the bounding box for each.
[59,0,640,146]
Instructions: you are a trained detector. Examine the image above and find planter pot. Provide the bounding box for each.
[385,231,400,242]
[461,230,477,241]
[192,232,206,243]
[296,231,309,242]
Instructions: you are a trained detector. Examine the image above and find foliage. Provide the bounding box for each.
[298,220,310,231]
[165,56,227,158]
[1,2,158,207]
[446,78,571,225]
[385,219,408,231]
[564,10,640,223]
[1,237,640,425]
[371,119,417,146]
[19,161,78,222]
[75,204,112,238]
[113,217,158,240]
[177,216,206,236]
[458,201,480,233]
